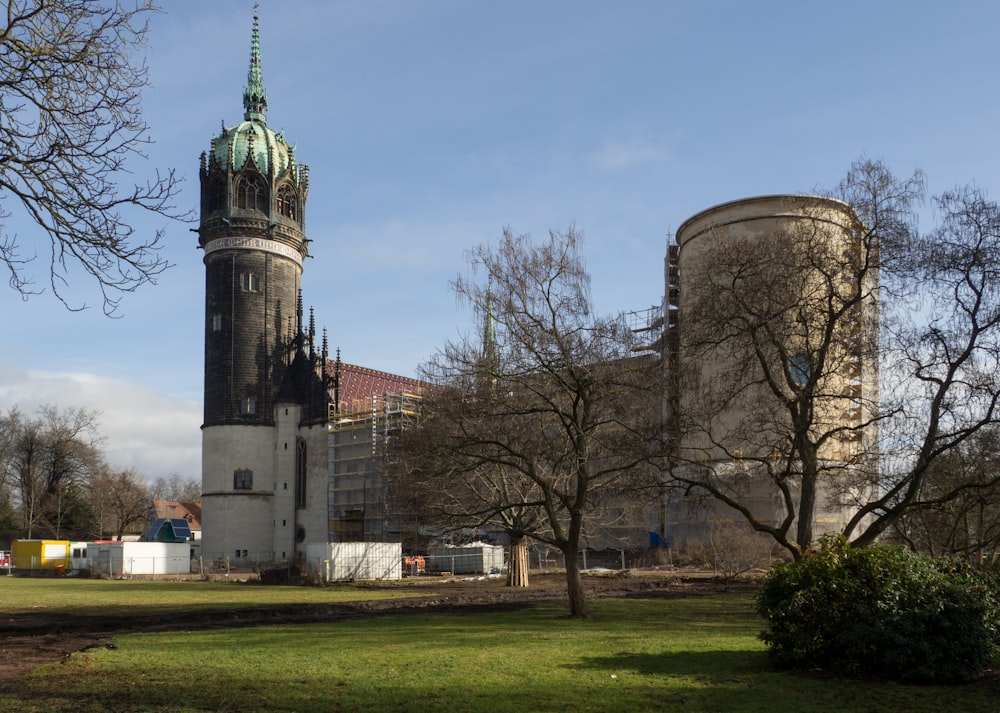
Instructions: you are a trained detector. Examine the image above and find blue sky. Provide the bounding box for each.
[2,0,999,480]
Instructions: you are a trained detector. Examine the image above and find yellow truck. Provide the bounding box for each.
[11,539,71,572]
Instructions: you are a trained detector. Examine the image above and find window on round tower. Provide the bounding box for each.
[276,184,297,220]
[790,353,811,386]
[240,272,259,292]
[235,174,268,212]
[233,469,253,490]
[241,396,256,417]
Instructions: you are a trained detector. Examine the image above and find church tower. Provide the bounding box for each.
[198,12,329,562]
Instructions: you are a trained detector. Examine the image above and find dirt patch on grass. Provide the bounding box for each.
[0,570,751,690]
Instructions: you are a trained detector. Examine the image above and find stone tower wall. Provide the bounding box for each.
[203,245,302,425]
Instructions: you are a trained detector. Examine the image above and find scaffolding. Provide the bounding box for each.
[626,246,675,356]
[626,303,664,347]
[327,392,420,543]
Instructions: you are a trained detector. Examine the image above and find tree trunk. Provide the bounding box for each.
[506,537,529,588]
[563,547,590,619]
[795,441,819,553]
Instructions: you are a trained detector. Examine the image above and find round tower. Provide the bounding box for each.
[199,13,310,425]
[198,12,313,561]
[666,195,876,549]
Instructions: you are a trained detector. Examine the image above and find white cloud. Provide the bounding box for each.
[0,364,201,481]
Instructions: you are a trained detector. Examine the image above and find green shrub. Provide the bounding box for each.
[756,536,998,683]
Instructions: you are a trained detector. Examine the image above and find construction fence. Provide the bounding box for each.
[6,545,650,580]
[6,554,194,578]
[531,547,641,572]
[88,554,192,578]
[425,545,504,575]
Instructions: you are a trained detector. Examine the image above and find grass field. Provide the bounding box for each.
[0,579,997,713]
[0,576,425,616]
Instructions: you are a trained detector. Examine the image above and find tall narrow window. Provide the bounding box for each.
[241,396,256,416]
[240,272,259,292]
[211,313,222,331]
[295,439,307,508]
[276,184,297,220]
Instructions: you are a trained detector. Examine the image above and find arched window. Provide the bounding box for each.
[276,184,297,220]
[235,174,268,211]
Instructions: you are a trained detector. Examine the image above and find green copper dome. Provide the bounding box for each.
[208,12,300,180]
[212,120,296,178]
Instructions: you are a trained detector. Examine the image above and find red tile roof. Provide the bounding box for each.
[331,362,426,414]
[152,501,202,530]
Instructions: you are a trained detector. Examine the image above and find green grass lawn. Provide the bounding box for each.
[0,581,997,713]
[0,576,423,617]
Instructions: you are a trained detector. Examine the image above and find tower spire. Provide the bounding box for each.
[243,5,268,123]
[482,281,498,364]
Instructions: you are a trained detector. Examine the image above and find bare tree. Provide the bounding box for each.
[399,227,659,618]
[3,406,102,538]
[43,406,103,538]
[707,519,776,580]
[396,427,545,588]
[853,180,1000,547]
[889,426,1000,561]
[0,1,183,312]
[149,473,201,503]
[88,465,151,540]
[0,410,18,535]
[7,410,45,538]
[0,407,18,495]
[670,158,1000,559]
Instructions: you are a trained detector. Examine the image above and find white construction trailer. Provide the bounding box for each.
[86,542,191,577]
